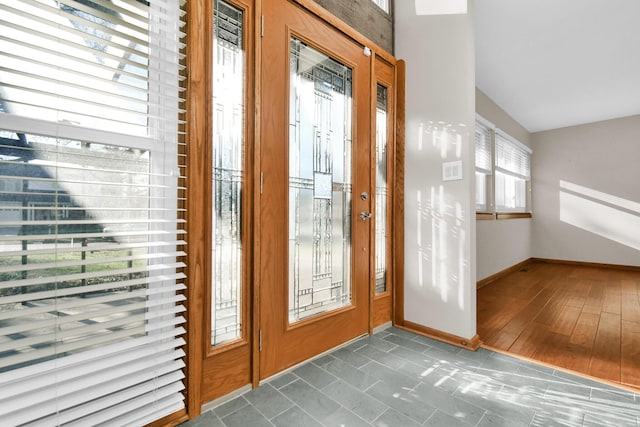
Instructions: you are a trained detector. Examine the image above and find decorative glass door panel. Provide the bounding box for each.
[375,84,388,295]
[288,38,353,323]
[212,0,244,345]
[260,0,371,379]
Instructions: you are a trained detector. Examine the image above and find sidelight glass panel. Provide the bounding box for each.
[288,38,353,323]
[375,84,388,294]
[211,0,244,346]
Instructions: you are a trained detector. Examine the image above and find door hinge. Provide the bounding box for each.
[261,15,264,38]
[258,329,263,352]
[260,172,263,195]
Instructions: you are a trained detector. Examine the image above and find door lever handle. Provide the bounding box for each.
[360,211,373,221]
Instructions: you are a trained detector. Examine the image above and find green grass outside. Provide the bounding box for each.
[0,248,149,296]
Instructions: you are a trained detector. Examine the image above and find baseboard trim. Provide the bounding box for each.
[400,321,481,351]
[530,257,640,272]
[476,259,531,289]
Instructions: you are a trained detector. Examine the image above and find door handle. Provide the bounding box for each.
[360,211,373,221]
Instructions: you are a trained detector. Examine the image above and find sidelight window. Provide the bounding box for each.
[375,84,389,294]
[211,0,244,346]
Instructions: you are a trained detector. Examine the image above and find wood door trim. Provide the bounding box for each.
[290,0,396,65]
[393,60,406,327]
[370,56,396,330]
[186,0,257,415]
[185,0,211,417]
[251,0,263,391]
[368,53,376,334]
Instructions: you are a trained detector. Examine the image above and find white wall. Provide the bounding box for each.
[531,115,640,266]
[475,89,532,280]
[476,218,531,280]
[395,1,476,339]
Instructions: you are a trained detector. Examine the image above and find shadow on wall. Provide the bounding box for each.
[559,180,640,251]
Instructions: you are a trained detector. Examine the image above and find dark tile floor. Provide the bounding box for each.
[181,327,640,426]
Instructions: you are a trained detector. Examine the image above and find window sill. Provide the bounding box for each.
[496,212,532,220]
[476,212,495,220]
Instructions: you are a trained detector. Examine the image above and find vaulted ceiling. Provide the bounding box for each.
[474,0,640,132]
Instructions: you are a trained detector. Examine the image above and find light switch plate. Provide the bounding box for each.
[442,160,463,181]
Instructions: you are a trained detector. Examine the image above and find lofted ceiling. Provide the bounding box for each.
[474,0,640,132]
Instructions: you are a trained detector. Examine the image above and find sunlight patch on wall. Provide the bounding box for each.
[424,121,463,159]
[559,180,640,251]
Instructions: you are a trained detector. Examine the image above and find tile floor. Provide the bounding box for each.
[181,327,640,426]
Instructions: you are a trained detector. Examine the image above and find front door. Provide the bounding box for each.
[259,0,372,379]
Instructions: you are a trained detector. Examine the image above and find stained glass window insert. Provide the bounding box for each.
[288,38,353,323]
[211,0,244,345]
[375,84,388,294]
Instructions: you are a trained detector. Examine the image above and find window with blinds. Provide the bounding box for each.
[494,130,532,212]
[475,116,493,212]
[0,0,186,425]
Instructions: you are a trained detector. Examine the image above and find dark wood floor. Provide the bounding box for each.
[478,260,640,391]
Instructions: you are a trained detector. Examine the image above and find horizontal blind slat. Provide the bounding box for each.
[0,331,186,387]
[0,296,185,351]
[0,1,150,57]
[0,250,185,274]
[65,379,185,427]
[0,241,186,259]
[119,394,186,427]
[3,362,185,425]
[0,16,149,70]
[0,228,186,243]
[0,287,185,323]
[0,315,185,371]
[0,273,186,305]
[3,338,185,400]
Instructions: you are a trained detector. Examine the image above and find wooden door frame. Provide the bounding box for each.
[184,0,404,419]
[185,0,257,418]
[369,56,397,332]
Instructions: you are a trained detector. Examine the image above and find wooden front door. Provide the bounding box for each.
[259,0,373,379]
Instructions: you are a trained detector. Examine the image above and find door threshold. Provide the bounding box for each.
[200,384,252,414]
[373,321,392,334]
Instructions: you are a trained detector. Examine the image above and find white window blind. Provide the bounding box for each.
[475,117,492,174]
[494,130,531,212]
[0,0,187,425]
[495,130,531,180]
[475,116,493,211]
